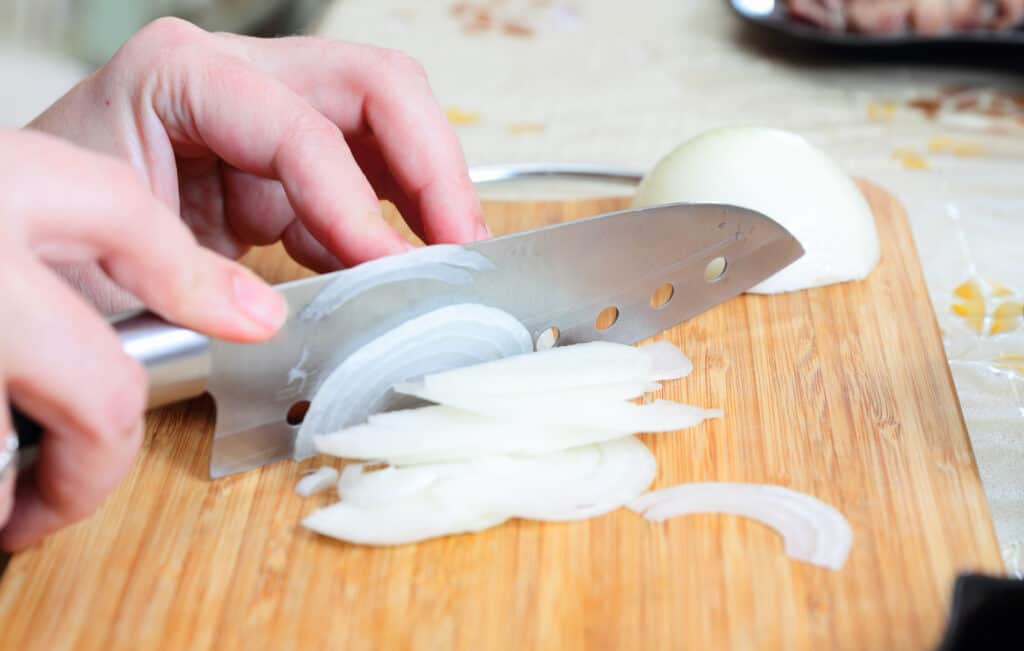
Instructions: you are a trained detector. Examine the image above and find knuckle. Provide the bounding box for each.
[105,17,205,78]
[134,16,204,48]
[376,48,429,83]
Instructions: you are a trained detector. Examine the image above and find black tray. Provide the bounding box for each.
[728,0,1024,50]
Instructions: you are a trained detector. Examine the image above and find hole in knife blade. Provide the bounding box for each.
[286,400,311,426]
[595,306,619,331]
[536,326,560,350]
[704,257,727,282]
[650,283,675,309]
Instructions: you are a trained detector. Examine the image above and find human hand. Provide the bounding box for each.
[30,17,487,313]
[0,128,287,550]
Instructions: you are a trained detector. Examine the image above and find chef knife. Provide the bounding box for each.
[13,201,803,478]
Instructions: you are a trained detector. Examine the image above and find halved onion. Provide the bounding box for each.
[294,304,532,459]
[628,482,852,570]
[632,127,880,294]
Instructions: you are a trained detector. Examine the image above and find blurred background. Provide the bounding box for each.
[0,0,329,125]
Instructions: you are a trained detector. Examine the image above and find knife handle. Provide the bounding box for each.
[10,311,211,452]
[113,310,212,409]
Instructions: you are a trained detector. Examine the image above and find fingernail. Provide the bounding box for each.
[475,222,492,240]
[232,272,287,332]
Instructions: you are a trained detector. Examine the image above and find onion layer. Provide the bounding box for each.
[298,245,492,322]
[627,482,852,570]
[294,303,532,459]
[294,466,339,496]
[302,437,656,545]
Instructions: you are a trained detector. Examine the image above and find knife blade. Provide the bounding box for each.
[13,201,803,478]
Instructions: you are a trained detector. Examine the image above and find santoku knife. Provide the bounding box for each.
[14,201,803,478]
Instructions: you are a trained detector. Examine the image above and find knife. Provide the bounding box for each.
[13,201,803,478]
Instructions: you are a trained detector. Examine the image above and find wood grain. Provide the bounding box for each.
[0,182,1004,650]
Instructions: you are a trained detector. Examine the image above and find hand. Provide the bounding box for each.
[0,128,288,550]
[30,17,487,313]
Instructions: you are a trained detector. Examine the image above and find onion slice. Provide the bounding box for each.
[294,466,340,496]
[302,498,509,546]
[628,482,852,570]
[390,388,723,432]
[303,438,656,545]
[298,245,492,322]
[399,340,692,398]
[314,405,637,465]
[294,304,532,459]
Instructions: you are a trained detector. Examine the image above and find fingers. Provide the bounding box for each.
[280,220,347,273]
[219,35,487,245]
[4,129,286,343]
[0,255,147,550]
[220,168,297,247]
[147,49,413,266]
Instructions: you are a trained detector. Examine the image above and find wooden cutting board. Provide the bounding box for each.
[0,181,1004,650]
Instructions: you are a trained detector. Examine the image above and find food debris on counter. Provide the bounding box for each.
[952,278,1023,336]
[507,122,546,134]
[927,135,985,157]
[445,107,481,126]
[892,148,930,170]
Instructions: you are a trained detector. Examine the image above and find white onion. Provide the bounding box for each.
[402,340,691,397]
[294,304,532,459]
[627,482,852,570]
[302,498,509,547]
[296,326,852,570]
[302,438,656,545]
[314,405,635,465]
[298,244,492,321]
[294,466,339,496]
[631,127,880,294]
[390,387,722,432]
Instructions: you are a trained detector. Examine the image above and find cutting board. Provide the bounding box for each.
[0,181,1004,650]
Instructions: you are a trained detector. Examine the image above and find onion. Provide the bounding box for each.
[389,388,722,432]
[631,127,880,294]
[294,304,532,459]
[627,482,852,570]
[294,466,339,496]
[301,498,509,547]
[399,340,692,397]
[302,438,656,545]
[298,244,492,322]
[295,319,851,570]
[314,405,636,465]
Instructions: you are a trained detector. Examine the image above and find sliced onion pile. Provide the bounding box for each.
[296,304,852,571]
